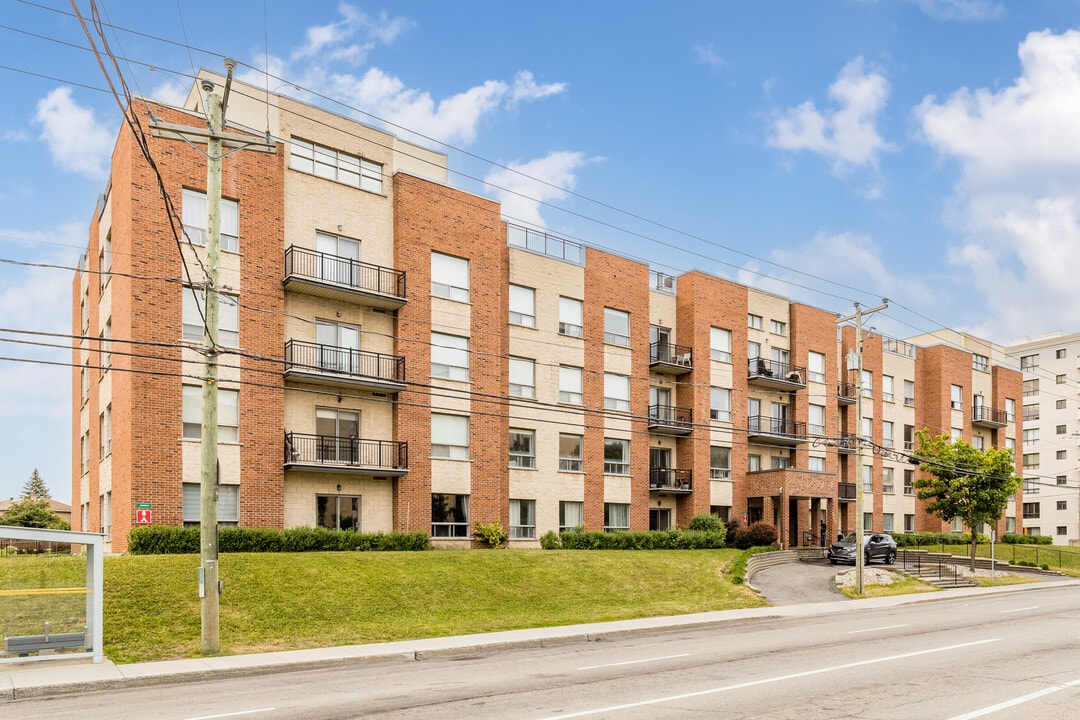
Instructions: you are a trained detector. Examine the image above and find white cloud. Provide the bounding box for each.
[147,81,189,109]
[694,44,728,72]
[34,87,114,180]
[510,71,567,105]
[2,129,30,142]
[917,29,1080,341]
[292,6,411,64]
[911,0,1003,21]
[768,57,895,192]
[483,151,595,228]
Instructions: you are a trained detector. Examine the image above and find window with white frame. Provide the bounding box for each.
[882,375,894,402]
[972,354,989,372]
[508,357,535,398]
[183,483,239,527]
[99,405,111,458]
[710,387,731,421]
[904,469,914,495]
[861,417,872,441]
[710,327,732,362]
[748,454,761,471]
[882,467,894,494]
[559,501,583,531]
[509,499,536,539]
[100,320,112,373]
[1058,450,1067,460]
[80,290,89,332]
[905,514,915,533]
[509,284,536,327]
[809,456,825,471]
[604,307,630,346]
[951,384,963,410]
[100,491,112,537]
[1023,403,1039,421]
[951,427,963,442]
[431,252,470,302]
[509,429,535,469]
[182,385,239,442]
[770,319,786,336]
[558,296,583,337]
[80,367,89,405]
[710,446,731,479]
[559,433,583,472]
[431,332,469,381]
[182,188,239,252]
[1023,428,1039,446]
[973,435,985,450]
[315,232,360,285]
[558,365,583,404]
[882,421,894,448]
[80,432,89,475]
[748,314,763,329]
[808,351,826,383]
[1005,397,1015,421]
[431,493,469,537]
[603,502,630,532]
[289,137,382,193]
[1020,354,1039,370]
[951,516,964,533]
[904,379,915,406]
[771,456,790,469]
[883,513,894,532]
[99,232,111,291]
[864,512,874,531]
[604,373,630,411]
[1057,348,1067,359]
[1056,374,1066,384]
[1022,503,1041,519]
[862,464,873,493]
[431,414,469,459]
[861,370,873,398]
[808,404,825,435]
[603,437,630,475]
[1023,452,1038,469]
[1023,379,1038,397]
[183,287,240,347]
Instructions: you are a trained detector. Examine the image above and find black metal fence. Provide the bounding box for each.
[285,245,406,299]
[284,340,405,383]
[284,432,407,470]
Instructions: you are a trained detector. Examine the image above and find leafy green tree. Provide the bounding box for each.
[913,429,1022,570]
[20,468,51,499]
[0,498,70,530]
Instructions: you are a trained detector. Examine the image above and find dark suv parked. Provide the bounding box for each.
[828,533,897,565]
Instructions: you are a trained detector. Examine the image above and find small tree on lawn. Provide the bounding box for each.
[0,498,70,530]
[21,468,51,500]
[913,429,1021,571]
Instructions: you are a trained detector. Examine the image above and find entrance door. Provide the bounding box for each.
[650,508,671,531]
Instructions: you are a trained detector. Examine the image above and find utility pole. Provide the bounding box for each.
[837,299,888,595]
[149,60,275,654]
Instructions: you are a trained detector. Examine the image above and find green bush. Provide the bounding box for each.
[892,531,991,548]
[1001,533,1053,545]
[1041,563,1051,571]
[128,525,430,554]
[473,522,509,549]
[553,528,726,550]
[688,513,726,537]
[538,530,562,549]
[730,546,780,584]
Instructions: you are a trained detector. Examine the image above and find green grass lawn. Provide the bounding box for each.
[8,549,764,664]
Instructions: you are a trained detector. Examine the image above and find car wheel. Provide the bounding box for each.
[865,552,872,565]
[829,559,837,565]
[885,551,896,565]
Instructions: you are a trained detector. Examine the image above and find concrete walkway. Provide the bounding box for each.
[750,558,848,605]
[3,578,1076,702]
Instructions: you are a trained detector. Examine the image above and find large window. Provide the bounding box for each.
[315,232,361,285]
[710,387,731,421]
[559,501,583,532]
[316,495,360,531]
[951,384,963,410]
[290,137,382,193]
[904,380,915,406]
[1023,379,1039,397]
[183,287,240,346]
[861,370,873,398]
[710,327,731,362]
[604,307,630,346]
[432,414,469,459]
[315,408,360,463]
[604,373,630,411]
[99,405,111,458]
[509,357,535,398]
[748,314,763,329]
[315,321,360,373]
[182,188,239,252]
[509,285,536,327]
[559,433,583,472]
[904,469,915,496]
[808,404,825,435]
[182,483,239,527]
[1020,354,1039,370]
[604,438,630,475]
[182,386,239,442]
[882,375,894,402]
[432,493,469,537]
[431,252,470,302]
[1022,502,1040,519]
[808,351,826,383]
[431,332,469,381]
[603,503,630,532]
[710,446,731,479]
[882,467,894,494]
[559,365,583,404]
[862,464,873,493]
[509,499,536,539]
[882,421,894,448]
[559,296,583,337]
[509,429,535,469]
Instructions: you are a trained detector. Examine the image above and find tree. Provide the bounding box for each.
[0,498,70,530]
[21,468,51,500]
[913,429,1022,570]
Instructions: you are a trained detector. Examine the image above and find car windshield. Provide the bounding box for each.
[841,534,858,544]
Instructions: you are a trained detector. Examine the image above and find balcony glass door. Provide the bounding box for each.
[316,232,360,286]
[315,408,359,463]
[316,321,360,373]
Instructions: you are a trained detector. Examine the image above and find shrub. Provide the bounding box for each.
[539,530,562,549]
[730,545,780,584]
[1041,563,1051,571]
[892,531,992,548]
[745,522,778,547]
[473,522,508,549]
[553,528,726,550]
[688,513,726,535]
[4,545,18,556]
[128,525,430,554]
[1001,533,1053,546]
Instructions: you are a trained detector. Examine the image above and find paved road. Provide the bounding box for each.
[751,559,848,605]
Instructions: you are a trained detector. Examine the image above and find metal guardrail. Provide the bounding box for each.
[284,432,408,470]
[284,340,405,383]
[284,245,406,299]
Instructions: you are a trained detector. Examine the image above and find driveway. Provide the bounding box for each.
[750,559,847,605]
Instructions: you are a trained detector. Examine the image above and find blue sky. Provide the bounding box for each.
[3,0,1080,504]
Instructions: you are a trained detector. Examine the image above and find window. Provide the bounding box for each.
[1058,450,1068,460]
[431,333,469,381]
[1020,354,1039,370]
[604,438,630,475]
[183,483,238,527]
[182,188,239,252]
[1006,437,1015,451]
[771,456,790,469]
[770,319,786,336]
[315,232,361,285]
[290,137,382,192]
[431,493,469,537]
[604,307,630,346]
[509,285,536,327]
[862,464,873,493]
[951,384,963,410]
[1023,428,1039,446]
[100,320,112,373]
[808,404,825,435]
[882,513,894,532]
[1057,348,1067,359]
[80,368,89,405]
[904,469,914,496]
[559,434,583,472]
[182,385,239,442]
[972,435,984,450]
[99,232,111,291]
[951,427,963,442]
[1006,516,1015,533]
[710,446,731,479]
[808,351,826,383]
[1058,526,1068,536]
[99,405,111,458]
[1023,379,1039,397]
[1023,453,1039,470]
[864,513,874,531]
[1057,500,1068,511]
[882,467,894,494]
[710,327,732,362]
[904,424,915,451]
[509,430,535,469]
[80,432,89,475]
[1058,475,1068,485]
[1023,403,1039,421]
[431,252,470,302]
[316,495,360,531]
[972,354,989,372]
[603,503,630,532]
[882,375,894,402]
[1057,424,1067,435]
[508,357,535,399]
[710,387,731,421]
[558,297,583,337]
[183,287,240,347]
[1023,502,1040,519]
[559,366,583,405]
[604,373,630,411]
[509,499,536,539]
[1005,398,1015,421]
[951,516,963,533]
[904,380,915,407]
[1056,374,1067,384]
[904,514,915,533]
[431,414,469,459]
[80,290,89,332]
[861,370,873,398]
[882,421,894,448]
[1057,400,1067,410]
[559,501,583,532]
[861,417,872,441]
[748,314,763,330]
[748,454,761,471]
[314,321,360,373]
[1028,527,1041,536]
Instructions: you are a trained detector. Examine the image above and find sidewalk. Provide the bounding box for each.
[3,578,1077,701]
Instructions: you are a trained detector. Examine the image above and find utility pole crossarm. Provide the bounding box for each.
[149,122,277,152]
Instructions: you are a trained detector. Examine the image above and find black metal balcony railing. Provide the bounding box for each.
[649,341,693,369]
[285,245,406,300]
[838,381,857,402]
[284,340,405,384]
[647,404,692,431]
[650,467,693,491]
[284,432,407,471]
[748,415,806,438]
[972,405,1009,426]
[748,357,807,384]
[837,434,858,453]
[838,482,857,500]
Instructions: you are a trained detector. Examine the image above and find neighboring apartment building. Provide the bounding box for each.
[1006,333,1080,545]
[72,72,1023,552]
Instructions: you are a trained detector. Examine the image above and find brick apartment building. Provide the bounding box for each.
[72,73,1024,552]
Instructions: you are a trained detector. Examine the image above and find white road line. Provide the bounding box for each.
[538,638,1002,720]
[848,624,909,634]
[1001,606,1039,614]
[944,678,1080,720]
[577,654,691,670]
[184,710,276,720]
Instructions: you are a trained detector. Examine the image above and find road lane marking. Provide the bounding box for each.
[944,678,1080,719]
[184,710,276,720]
[1001,606,1039,614]
[538,638,1002,720]
[578,654,691,670]
[848,624,909,634]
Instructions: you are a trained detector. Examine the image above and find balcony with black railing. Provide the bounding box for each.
[284,432,408,475]
[748,357,807,390]
[284,245,406,308]
[838,482,856,501]
[649,467,693,494]
[647,404,693,435]
[838,381,857,404]
[649,342,693,375]
[972,405,1008,428]
[284,340,406,392]
[747,415,807,445]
